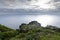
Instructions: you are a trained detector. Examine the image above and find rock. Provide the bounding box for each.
[28,21,41,27]
[46,25,58,30]
[19,21,41,31]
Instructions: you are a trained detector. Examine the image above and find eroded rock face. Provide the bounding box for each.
[28,21,41,27]
[19,21,41,31]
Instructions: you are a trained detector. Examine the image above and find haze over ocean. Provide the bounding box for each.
[0,14,60,29]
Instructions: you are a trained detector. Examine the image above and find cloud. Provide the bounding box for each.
[0,0,32,9]
[0,0,59,10]
[0,0,60,14]
[52,0,60,8]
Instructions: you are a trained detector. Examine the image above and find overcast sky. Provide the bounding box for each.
[0,0,60,9]
[0,0,60,14]
[0,0,60,29]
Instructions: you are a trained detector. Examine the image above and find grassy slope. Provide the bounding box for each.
[10,27,60,40]
[0,24,60,40]
[0,24,18,40]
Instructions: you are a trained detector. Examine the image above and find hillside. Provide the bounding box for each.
[0,21,60,40]
[0,24,18,40]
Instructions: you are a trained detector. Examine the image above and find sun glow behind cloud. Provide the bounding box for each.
[29,0,56,9]
[0,0,60,10]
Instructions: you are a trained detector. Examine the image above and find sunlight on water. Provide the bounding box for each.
[0,14,60,29]
[35,15,56,27]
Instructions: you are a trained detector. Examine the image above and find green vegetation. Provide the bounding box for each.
[0,21,60,40]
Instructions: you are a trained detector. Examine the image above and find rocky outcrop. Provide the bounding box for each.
[28,21,41,28]
[19,21,41,31]
[46,25,58,30]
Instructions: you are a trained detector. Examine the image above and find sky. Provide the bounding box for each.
[0,0,60,9]
[0,0,60,14]
[0,0,60,29]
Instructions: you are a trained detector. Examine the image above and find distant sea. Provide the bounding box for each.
[0,14,60,29]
